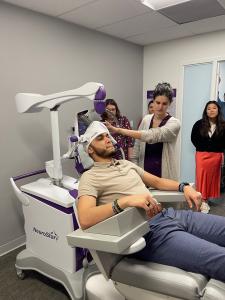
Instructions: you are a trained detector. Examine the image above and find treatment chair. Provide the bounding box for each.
[67,190,225,300]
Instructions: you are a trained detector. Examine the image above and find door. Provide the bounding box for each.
[180,62,213,182]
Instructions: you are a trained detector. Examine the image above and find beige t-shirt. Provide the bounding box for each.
[78,159,150,205]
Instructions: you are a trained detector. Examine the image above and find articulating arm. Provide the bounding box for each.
[15,82,106,114]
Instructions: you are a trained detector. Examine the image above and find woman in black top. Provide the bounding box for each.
[191,101,225,213]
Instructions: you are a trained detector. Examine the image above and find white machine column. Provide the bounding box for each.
[50,106,62,185]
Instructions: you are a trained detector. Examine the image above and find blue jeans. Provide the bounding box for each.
[133,208,225,281]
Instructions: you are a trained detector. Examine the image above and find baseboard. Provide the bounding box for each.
[0,235,26,257]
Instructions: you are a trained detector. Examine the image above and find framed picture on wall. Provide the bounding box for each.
[147,88,177,116]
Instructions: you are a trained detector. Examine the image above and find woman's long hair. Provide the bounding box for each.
[200,100,225,137]
[101,98,121,121]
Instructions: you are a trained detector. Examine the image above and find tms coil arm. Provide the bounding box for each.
[15,82,106,186]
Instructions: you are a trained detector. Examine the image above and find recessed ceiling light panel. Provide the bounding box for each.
[140,0,191,10]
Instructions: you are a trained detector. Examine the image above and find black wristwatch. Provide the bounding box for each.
[178,182,190,192]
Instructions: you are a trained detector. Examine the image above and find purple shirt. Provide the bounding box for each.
[110,116,134,160]
[144,114,171,177]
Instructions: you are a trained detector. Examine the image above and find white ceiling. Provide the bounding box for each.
[3,0,225,46]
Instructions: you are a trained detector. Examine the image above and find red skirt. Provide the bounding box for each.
[196,151,222,200]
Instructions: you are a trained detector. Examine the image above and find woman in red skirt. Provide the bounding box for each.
[191,101,225,213]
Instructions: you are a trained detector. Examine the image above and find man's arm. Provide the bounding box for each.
[77,193,162,230]
[77,195,115,230]
[142,171,202,211]
[142,171,179,190]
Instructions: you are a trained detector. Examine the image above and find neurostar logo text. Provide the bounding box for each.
[33,227,59,241]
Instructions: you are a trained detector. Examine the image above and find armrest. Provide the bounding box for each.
[84,206,148,236]
[67,208,149,279]
[121,237,146,255]
[150,190,186,203]
[67,207,149,254]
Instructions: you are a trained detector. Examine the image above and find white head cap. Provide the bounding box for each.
[79,121,116,154]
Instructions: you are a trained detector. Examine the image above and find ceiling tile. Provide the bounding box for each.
[59,0,152,29]
[3,0,225,46]
[99,11,176,39]
[3,0,96,16]
[182,14,225,34]
[126,24,194,45]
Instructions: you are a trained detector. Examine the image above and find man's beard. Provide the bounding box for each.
[92,145,116,158]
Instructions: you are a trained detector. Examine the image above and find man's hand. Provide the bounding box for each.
[183,186,202,211]
[119,193,162,219]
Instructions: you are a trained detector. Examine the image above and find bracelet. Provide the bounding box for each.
[112,202,119,214]
[178,182,190,192]
[114,199,124,213]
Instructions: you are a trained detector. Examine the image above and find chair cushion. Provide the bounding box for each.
[111,257,208,300]
[203,279,225,300]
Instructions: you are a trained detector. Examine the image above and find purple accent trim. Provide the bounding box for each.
[94,100,106,115]
[13,169,46,181]
[71,213,84,271]
[94,86,106,100]
[69,189,78,199]
[70,190,91,271]
[70,135,79,142]
[75,161,85,175]
[24,192,74,214]
[72,212,79,230]
[94,86,106,114]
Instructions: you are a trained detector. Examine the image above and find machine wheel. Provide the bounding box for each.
[16,268,25,280]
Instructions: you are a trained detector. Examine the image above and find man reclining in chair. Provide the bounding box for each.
[77,121,225,282]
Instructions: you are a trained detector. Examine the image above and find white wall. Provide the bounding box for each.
[0,2,143,254]
[143,30,225,178]
[143,30,225,114]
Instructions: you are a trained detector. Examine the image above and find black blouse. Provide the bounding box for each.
[191,119,225,152]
